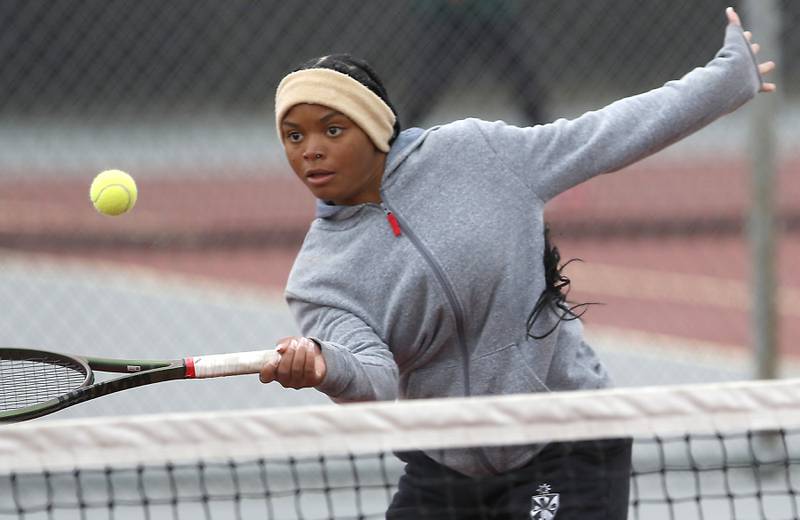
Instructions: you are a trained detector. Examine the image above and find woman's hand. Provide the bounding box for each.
[726,7,776,93]
[259,336,327,389]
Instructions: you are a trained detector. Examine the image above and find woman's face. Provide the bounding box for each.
[280,103,387,205]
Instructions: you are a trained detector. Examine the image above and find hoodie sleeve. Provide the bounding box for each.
[286,295,399,403]
[474,24,762,203]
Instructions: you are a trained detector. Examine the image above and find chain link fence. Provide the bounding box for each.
[0,0,798,415]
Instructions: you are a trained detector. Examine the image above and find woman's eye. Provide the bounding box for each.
[327,126,343,137]
[287,132,302,143]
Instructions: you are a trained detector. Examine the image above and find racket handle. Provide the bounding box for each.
[185,349,279,379]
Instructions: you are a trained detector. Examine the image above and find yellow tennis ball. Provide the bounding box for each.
[90,169,138,216]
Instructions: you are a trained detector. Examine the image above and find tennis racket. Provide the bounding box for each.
[0,347,279,423]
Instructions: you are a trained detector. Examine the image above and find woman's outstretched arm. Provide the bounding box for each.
[472,7,776,203]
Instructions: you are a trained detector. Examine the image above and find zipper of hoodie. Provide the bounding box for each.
[379,197,501,475]
[378,198,470,394]
[380,202,402,237]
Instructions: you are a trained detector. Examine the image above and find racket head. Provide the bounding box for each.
[0,348,93,422]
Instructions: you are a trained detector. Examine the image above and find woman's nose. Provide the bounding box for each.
[303,149,325,161]
[302,139,325,161]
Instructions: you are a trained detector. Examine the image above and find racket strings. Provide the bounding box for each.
[0,358,87,411]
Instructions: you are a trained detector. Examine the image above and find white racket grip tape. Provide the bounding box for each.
[185,349,280,379]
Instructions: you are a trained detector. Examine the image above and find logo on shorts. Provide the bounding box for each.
[530,483,560,519]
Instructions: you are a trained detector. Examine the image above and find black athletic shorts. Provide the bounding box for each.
[386,438,633,520]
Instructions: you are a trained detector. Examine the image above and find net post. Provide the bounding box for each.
[744,0,782,381]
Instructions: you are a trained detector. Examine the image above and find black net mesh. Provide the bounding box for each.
[2,431,800,519]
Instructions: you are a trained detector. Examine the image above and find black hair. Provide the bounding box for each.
[526,224,598,340]
[292,54,402,145]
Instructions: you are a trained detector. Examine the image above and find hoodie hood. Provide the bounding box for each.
[314,127,429,219]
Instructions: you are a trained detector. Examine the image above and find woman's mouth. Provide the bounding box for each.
[305,169,335,186]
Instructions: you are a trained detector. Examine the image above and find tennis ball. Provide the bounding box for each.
[90,169,138,216]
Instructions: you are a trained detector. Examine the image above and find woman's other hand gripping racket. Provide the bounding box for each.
[259,337,327,390]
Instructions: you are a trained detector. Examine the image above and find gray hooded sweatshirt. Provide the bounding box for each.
[284,25,762,477]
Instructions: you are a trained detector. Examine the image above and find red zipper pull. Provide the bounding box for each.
[381,203,402,237]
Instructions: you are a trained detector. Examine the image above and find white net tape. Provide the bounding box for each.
[3,378,800,473]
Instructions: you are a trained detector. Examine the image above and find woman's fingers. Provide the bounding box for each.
[278,339,301,387]
[260,338,290,383]
[258,362,276,383]
[758,59,777,92]
[760,81,777,93]
[260,337,325,388]
[259,341,285,383]
[303,338,317,380]
[296,337,326,385]
[726,6,741,27]
[724,8,777,93]
[290,339,312,387]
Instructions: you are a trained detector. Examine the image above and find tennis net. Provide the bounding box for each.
[2,378,800,519]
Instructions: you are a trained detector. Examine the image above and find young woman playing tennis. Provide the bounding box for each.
[261,8,775,519]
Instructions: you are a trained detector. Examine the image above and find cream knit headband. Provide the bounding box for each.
[275,68,396,153]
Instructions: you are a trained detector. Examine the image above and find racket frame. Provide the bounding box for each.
[0,348,185,423]
[1,347,278,423]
